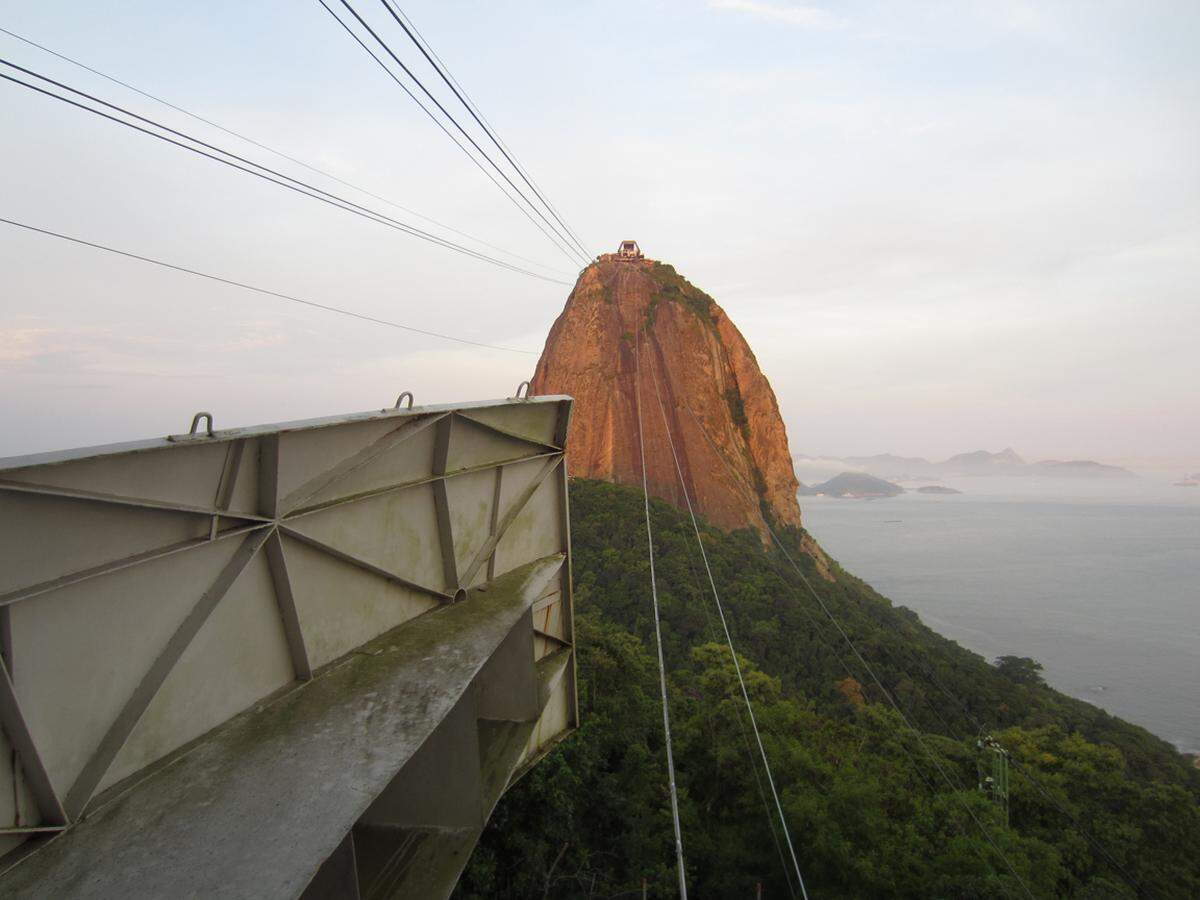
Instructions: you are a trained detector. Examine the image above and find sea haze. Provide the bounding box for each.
[799,474,1200,755]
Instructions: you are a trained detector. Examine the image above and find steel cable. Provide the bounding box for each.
[646,360,810,900]
[313,0,585,270]
[330,0,590,267]
[0,26,572,278]
[0,216,535,354]
[632,328,689,898]
[674,528,798,900]
[679,402,1037,899]
[0,62,571,286]
[384,3,592,261]
[377,0,592,260]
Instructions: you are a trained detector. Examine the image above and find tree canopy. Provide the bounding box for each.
[455,480,1200,898]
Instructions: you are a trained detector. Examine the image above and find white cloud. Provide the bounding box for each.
[0,0,1196,460]
[0,328,55,363]
[222,331,288,352]
[708,0,844,29]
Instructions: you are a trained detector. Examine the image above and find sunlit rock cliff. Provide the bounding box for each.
[530,249,803,535]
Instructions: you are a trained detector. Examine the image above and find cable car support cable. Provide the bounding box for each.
[0,62,571,286]
[679,403,1037,900]
[633,329,689,899]
[377,0,592,260]
[327,0,590,267]
[0,216,536,354]
[647,360,810,900]
[0,26,572,279]
[385,2,592,262]
[313,0,584,270]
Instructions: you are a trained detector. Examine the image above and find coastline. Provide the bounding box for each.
[801,484,1200,757]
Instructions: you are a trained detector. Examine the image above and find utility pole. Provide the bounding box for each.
[977,734,1011,827]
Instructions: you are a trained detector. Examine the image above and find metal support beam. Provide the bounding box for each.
[460,456,562,588]
[63,528,270,818]
[553,399,572,449]
[0,826,66,836]
[0,658,66,826]
[280,414,446,516]
[0,479,270,522]
[0,395,577,890]
[280,452,560,523]
[486,467,503,582]
[277,528,453,603]
[0,554,567,899]
[0,607,11,671]
[210,439,247,540]
[556,442,580,733]
[214,440,246,511]
[0,524,266,609]
[533,630,572,651]
[455,412,561,453]
[431,417,458,592]
[259,434,280,519]
[265,530,312,681]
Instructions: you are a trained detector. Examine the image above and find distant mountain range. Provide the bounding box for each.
[798,448,1135,481]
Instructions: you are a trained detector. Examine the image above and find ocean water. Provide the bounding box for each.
[798,475,1200,755]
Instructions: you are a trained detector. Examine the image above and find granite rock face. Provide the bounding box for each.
[530,255,803,535]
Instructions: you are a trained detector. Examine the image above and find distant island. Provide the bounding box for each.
[916,485,962,495]
[1034,459,1137,478]
[802,448,1136,481]
[800,472,904,499]
[1175,472,1200,487]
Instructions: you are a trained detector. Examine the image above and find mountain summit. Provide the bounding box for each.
[530,249,802,533]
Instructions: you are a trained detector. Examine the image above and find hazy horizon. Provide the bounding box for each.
[791,447,1200,470]
[2,1,1197,462]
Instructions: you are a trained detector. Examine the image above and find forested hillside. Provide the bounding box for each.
[457,480,1200,898]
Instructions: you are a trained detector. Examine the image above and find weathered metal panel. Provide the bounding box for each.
[280,534,440,671]
[0,395,577,898]
[458,402,561,448]
[0,555,565,898]
[533,590,568,661]
[101,550,297,793]
[13,535,248,801]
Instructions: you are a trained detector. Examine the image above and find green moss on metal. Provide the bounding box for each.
[211,555,565,756]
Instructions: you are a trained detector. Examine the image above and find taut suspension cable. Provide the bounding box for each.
[633,329,688,898]
[679,403,1036,900]
[648,363,810,900]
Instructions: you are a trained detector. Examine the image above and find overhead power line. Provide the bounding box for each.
[0,216,536,354]
[379,0,592,260]
[647,360,810,900]
[327,0,591,267]
[633,329,689,899]
[0,60,571,286]
[0,26,571,278]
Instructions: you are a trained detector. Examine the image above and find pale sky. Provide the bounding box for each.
[1,1,1197,462]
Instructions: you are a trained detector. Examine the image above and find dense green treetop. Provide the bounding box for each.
[456,480,1199,898]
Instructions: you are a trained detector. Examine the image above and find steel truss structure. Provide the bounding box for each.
[0,395,577,898]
